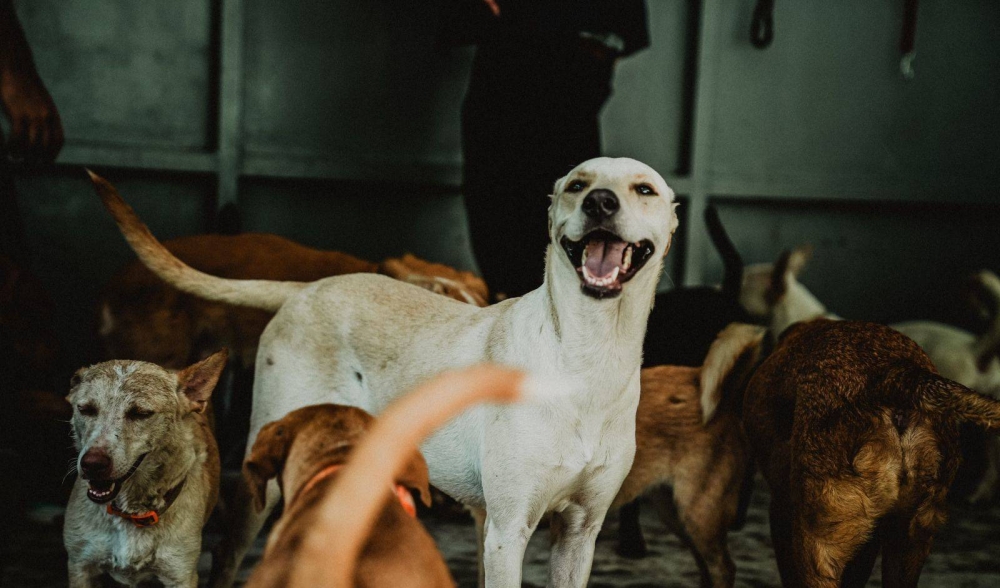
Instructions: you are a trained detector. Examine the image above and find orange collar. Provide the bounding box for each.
[106,478,186,528]
[293,464,417,518]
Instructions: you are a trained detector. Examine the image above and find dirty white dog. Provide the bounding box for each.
[64,351,227,587]
[90,157,679,588]
[743,249,1000,503]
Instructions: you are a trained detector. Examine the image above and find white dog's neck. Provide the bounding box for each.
[532,246,660,386]
[113,417,202,513]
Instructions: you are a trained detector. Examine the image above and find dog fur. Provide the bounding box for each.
[246,366,527,588]
[617,205,752,561]
[643,205,750,368]
[745,248,1000,502]
[96,233,488,370]
[89,157,679,588]
[612,324,765,587]
[63,350,227,587]
[743,319,1000,587]
[894,270,1000,503]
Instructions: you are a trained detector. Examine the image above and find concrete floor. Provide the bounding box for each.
[4,479,1000,587]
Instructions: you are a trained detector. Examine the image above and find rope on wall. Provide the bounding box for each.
[750,0,775,49]
[899,0,919,79]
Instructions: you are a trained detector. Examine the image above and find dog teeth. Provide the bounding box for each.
[622,247,633,272]
[581,246,589,266]
[582,266,620,288]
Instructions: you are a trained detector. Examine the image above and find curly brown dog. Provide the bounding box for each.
[744,319,1000,588]
[612,323,765,588]
[243,366,527,588]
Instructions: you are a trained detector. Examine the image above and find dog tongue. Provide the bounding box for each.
[584,239,627,279]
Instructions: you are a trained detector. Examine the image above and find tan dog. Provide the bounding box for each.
[97,233,488,370]
[744,320,1000,588]
[612,324,765,588]
[243,365,528,588]
[64,350,227,588]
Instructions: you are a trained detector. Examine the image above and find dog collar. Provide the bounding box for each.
[293,464,417,518]
[107,478,186,528]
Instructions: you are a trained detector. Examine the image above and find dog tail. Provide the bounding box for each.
[286,365,530,588]
[699,323,767,422]
[919,373,1000,432]
[704,205,743,300]
[88,170,305,312]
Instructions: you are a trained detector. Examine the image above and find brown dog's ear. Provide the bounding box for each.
[176,348,228,413]
[243,420,293,512]
[395,449,432,507]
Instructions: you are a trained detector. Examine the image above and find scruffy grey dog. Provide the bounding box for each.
[64,350,226,588]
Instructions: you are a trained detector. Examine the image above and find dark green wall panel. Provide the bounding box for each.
[707,0,1000,196]
[15,0,215,150]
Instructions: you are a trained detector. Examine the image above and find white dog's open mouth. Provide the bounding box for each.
[85,453,148,504]
[560,230,654,299]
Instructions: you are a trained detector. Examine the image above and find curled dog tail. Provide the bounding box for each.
[287,365,529,588]
[920,373,1000,432]
[704,205,743,300]
[699,323,767,422]
[88,170,305,312]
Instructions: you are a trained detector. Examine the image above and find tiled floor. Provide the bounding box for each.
[5,481,1000,587]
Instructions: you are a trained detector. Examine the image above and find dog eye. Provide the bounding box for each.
[566,180,587,193]
[78,404,98,417]
[635,184,657,196]
[126,407,154,420]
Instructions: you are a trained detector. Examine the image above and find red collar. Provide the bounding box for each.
[294,464,417,518]
[106,478,186,528]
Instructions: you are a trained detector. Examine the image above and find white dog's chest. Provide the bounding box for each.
[86,526,164,583]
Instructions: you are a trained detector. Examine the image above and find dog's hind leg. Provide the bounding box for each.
[879,508,943,588]
[208,475,279,588]
[839,534,880,588]
[651,483,734,588]
[614,499,647,559]
[968,436,1000,504]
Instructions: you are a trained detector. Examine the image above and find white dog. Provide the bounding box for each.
[90,157,679,588]
[743,249,1000,503]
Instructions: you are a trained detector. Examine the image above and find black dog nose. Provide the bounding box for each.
[582,189,620,220]
[80,449,112,479]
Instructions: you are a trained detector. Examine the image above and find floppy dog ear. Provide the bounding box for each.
[176,348,228,413]
[243,420,294,511]
[395,449,433,507]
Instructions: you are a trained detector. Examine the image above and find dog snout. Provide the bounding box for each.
[80,448,113,479]
[582,189,620,220]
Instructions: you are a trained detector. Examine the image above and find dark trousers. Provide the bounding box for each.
[0,147,26,263]
[462,41,614,298]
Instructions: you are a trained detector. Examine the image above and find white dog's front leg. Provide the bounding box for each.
[547,504,606,588]
[482,512,540,588]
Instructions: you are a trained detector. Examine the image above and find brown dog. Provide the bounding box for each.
[97,233,489,370]
[744,319,1000,588]
[243,365,527,588]
[613,323,765,588]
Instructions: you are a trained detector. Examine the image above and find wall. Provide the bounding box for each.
[7,0,999,362]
